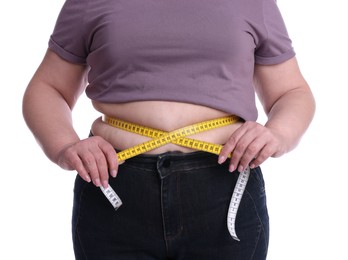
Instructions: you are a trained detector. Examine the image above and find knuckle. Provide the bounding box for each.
[88,171,99,180]
[63,146,77,158]
[109,158,118,169]
[235,143,247,154]
[245,145,258,156]
[100,173,109,182]
[107,149,117,159]
[230,153,241,165]
[227,136,238,146]
[239,155,251,166]
[74,163,86,174]
[95,153,106,164]
[82,153,95,165]
[98,164,108,176]
[92,135,105,144]
[69,157,82,167]
[99,140,112,149]
[59,152,80,169]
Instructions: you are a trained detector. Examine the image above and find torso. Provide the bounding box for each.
[91,101,243,154]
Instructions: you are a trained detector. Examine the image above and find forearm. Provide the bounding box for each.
[264,87,315,156]
[23,83,80,164]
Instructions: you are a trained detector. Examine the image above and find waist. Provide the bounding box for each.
[91,101,244,154]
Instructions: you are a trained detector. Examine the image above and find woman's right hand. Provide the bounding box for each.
[57,136,119,188]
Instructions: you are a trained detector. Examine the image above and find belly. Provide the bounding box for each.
[91,100,243,154]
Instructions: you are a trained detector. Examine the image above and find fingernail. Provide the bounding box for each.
[102,180,109,189]
[238,165,244,172]
[111,169,117,178]
[218,156,226,164]
[250,164,255,169]
[229,164,235,172]
[85,175,91,182]
[94,178,101,187]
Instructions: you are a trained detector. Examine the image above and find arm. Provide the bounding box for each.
[23,49,118,187]
[219,57,315,172]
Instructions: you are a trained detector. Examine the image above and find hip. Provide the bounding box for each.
[72,151,269,259]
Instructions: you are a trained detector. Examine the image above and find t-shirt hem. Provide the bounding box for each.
[48,38,87,65]
[255,48,296,65]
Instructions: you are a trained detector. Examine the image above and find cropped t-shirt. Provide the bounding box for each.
[49,0,295,121]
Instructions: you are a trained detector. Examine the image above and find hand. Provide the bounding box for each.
[218,121,286,172]
[57,136,119,188]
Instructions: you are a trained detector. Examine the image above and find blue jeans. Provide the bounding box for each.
[72,151,269,260]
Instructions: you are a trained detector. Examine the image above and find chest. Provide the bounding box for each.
[87,0,259,66]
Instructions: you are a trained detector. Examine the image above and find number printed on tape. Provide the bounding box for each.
[101,115,248,241]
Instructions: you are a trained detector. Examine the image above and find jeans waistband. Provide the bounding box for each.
[121,151,222,174]
[89,131,223,173]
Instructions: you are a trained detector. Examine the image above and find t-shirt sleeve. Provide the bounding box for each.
[48,0,89,64]
[254,0,296,65]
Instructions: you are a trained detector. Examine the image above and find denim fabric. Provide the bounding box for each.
[72,151,269,260]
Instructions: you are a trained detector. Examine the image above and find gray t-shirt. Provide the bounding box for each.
[49,0,295,121]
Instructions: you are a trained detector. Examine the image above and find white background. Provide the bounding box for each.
[1,0,347,259]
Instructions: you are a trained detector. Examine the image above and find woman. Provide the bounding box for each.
[23,0,315,259]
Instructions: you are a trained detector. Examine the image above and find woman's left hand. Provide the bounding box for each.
[218,58,315,172]
[218,121,286,172]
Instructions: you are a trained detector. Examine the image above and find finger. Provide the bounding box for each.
[218,126,247,164]
[75,165,92,183]
[62,151,92,183]
[228,126,259,172]
[218,136,236,164]
[98,142,118,178]
[237,137,266,172]
[80,151,101,187]
[93,149,109,188]
[250,143,276,169]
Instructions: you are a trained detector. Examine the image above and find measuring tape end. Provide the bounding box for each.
[100,185,123,210]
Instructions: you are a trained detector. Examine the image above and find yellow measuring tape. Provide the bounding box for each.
[103,115,241,161]
[100,114,249,241]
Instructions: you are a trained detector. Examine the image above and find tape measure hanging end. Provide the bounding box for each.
[227,166,250,241]
[100,185,123,210]
[100,115,249,241]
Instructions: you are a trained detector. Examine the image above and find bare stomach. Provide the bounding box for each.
[91,101,243,154]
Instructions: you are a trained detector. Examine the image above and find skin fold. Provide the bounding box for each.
[22,50,315,188]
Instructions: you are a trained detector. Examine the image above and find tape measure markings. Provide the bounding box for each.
[227,167,250,241]
[100,184,123,210]
[107,121,225,156]
[104,115,239,160]
[102,115,249,241]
